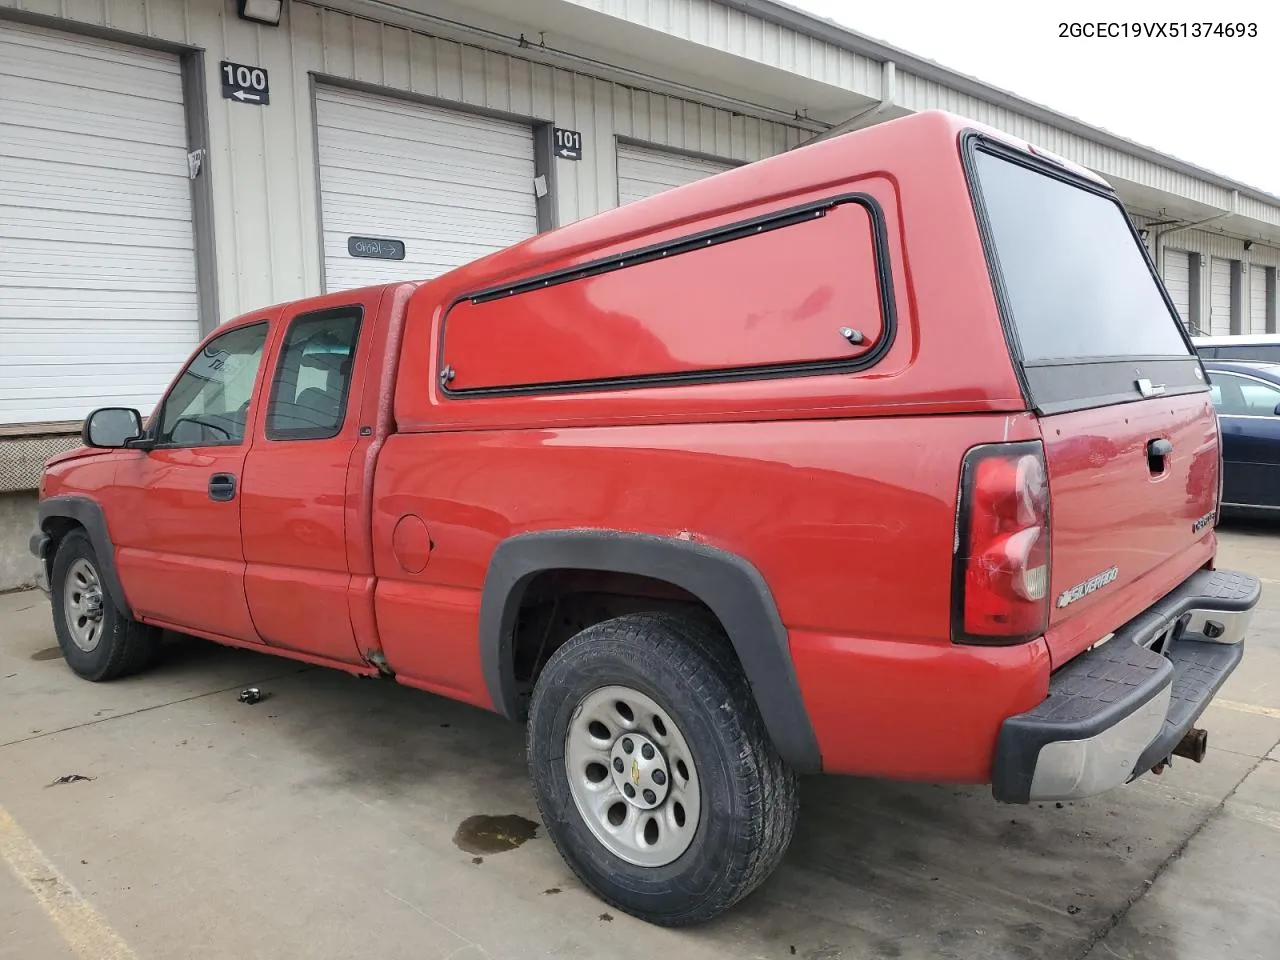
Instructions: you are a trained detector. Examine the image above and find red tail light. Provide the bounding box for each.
[951,441,1051,645]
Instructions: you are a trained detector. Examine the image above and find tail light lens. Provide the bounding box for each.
[952,441,1051,645]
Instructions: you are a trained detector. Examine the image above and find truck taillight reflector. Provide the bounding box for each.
[952,442,1051,645]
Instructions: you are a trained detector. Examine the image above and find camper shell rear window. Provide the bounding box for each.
[965,136,1206,415]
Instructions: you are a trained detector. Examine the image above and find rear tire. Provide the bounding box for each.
[527,612,798,926]
[50,530,161,682]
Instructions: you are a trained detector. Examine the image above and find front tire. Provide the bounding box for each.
[50,530,160,682]
[527,612,798,926]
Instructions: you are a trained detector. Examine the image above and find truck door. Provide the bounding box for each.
[112,320,273,642]
[239,294,373,664]
[1209,369,1280,509]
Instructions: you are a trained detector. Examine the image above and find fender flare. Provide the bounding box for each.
[478,530,822,773]
[35,496,134,619]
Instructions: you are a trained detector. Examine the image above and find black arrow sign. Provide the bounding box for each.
[554,127,582,161]
[220,60,270,106]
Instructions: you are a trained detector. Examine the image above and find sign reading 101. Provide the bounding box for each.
[553,128,583,161]
[220,61,270,106]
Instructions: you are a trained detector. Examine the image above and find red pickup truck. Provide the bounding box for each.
[31,110,1259,926]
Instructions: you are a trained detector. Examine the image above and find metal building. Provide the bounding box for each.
[2,0,1280,587]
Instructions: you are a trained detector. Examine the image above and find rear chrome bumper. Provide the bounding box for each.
[992,568,1259,804]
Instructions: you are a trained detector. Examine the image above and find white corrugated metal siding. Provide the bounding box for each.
[1152,228,1280,330]
[0,19,198,425]
[616,142,737,205]
[1210,257,1233,336]
[0,0,803,319]
[9,0,1275,322]
[1162,249,1191,328]
[315,86,538,291]
[893,68,1235,214]
[562,0,1280,235]
[564,0,884,97]
[1251,266,1270,334]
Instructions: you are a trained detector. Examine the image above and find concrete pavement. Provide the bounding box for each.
[1,524,1278,960]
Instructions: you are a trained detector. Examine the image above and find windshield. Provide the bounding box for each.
[974,150,1192,363]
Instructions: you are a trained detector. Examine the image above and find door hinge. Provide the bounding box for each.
[187,148,206,179]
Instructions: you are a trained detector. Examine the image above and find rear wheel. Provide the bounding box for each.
[50,530,160,682]
[527,612,798,926]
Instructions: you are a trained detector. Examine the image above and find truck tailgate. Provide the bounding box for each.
[1039,391,1220,665]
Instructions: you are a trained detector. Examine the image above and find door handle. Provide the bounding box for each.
[1147,438,1172,474]
[209,473,237,502]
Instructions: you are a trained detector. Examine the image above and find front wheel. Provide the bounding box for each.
[50,530,160,682]
[527,613,798,926]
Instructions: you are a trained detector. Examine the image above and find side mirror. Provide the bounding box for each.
[82,408,143,449]
[1273,402,1280,417]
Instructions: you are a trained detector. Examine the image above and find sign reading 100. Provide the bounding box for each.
[220,60,271,106]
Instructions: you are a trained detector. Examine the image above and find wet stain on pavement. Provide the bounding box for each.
[452,814,539,855]
[30,647,62,661]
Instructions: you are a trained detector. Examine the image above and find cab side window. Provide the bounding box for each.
[157,323,269,447]
[266,307,362,440]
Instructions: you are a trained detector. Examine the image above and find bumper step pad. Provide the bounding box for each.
[993,640,1172,803]
[1132,640,1242,775]
[991,568,1258,804]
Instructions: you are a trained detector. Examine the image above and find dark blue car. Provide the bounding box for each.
[1204,360,1280,511]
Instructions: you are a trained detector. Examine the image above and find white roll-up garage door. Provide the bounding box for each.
[616,142,737,206]
[0,21,199,426]
[315,86,538,292]
[1249,266,1270,334]
[1209,257,1233,336]
[1162,249,1191,328]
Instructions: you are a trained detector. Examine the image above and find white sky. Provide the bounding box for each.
[789,0,1280,196]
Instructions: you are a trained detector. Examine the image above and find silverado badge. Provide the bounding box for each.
[1056,566,1119,609]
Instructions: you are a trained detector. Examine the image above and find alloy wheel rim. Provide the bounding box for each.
[62,557,105,653]
[564,685,701,867]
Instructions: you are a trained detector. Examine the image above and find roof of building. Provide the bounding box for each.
[741,0,1279,207]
